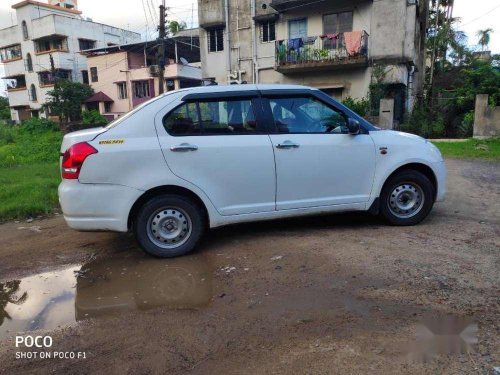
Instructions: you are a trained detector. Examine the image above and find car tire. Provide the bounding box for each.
[134,194,205,258]
[380,170,435,226]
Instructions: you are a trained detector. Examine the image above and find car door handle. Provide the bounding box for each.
[276,141,300,149]
[170,143,198,152]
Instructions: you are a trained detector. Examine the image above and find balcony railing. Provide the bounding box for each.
[275,31,368,73]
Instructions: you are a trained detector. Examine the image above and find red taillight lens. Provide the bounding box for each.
[61,142,98,179]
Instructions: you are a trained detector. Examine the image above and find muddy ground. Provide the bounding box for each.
[0,158,498,374]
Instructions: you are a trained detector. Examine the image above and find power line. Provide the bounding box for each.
[460,4,500,27]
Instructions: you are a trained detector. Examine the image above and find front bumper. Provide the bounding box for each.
[58,180,143,232]
[433,160,446,202]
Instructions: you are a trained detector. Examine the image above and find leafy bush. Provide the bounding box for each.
[400,103,445,138]
[44,81,94,123]
[0,96,10,120]
[457,111,474,138]
[342,97,370,116]
[0,127,62,167]
[21,118,59,133]
[0,125,17,146]
[81,110,108,126]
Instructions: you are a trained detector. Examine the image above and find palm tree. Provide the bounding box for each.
[168,20,187,36]
[477,28,493,51]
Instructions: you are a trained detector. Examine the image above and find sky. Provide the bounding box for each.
[0,0,499,95]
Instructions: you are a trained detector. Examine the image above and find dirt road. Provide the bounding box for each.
[0,158,498,374]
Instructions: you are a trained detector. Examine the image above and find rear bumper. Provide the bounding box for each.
[58,180,143,232]
[433,160,446,202]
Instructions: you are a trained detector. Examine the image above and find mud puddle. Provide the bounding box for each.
[0,253,213,340]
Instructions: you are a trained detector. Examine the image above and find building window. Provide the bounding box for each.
[260,21,275,43]
[117,82,127,99]
[38,69,71,86]
[207,27,224,52]
[104,102,112,112]
[133,81,150,98]
[82,70,89,84]
[25,53,33,71]
[90,67,98,82]
[323,11,353,48]
[28,84,37,102]
[34,36,68,54]
[0,44,22,62]
[22,20,29,40]
[323,11,353,34]
[78,38,96,51]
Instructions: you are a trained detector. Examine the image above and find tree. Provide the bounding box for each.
[44,81,93,123]
[477,28,494,51]
[0,96,10,120]
[168,20,187,36]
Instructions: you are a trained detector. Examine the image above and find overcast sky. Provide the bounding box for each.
[0,0,499,95]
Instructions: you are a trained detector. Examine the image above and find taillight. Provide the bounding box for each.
[61,142,98,179]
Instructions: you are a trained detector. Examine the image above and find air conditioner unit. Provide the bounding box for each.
[149,65,160,76]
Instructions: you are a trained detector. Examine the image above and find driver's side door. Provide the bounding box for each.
[266,95,376,210]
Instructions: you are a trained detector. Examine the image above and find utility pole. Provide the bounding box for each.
[158,0,166,94]
[49,53,56,84]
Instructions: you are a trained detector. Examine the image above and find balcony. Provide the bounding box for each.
[34,35,69,55]
[270,0,369,12]
[38,69,72,87]
[275,31,368,74]
[4,74,27,92]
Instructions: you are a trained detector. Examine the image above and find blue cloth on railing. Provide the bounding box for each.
[288,38,303,51]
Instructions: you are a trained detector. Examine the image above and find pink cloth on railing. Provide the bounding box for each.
[344,31,363,56]
[326,33,339,41]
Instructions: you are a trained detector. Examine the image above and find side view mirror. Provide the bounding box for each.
[347,118,360,135]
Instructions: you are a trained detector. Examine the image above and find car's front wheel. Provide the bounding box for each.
[380,170,435,225]
[134,194,205,257]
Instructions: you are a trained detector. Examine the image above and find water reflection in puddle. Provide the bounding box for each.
[0,254,212,339]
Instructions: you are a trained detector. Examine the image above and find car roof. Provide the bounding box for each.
[174,84,316,96]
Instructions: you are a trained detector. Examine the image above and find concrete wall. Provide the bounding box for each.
[474,94,500,139]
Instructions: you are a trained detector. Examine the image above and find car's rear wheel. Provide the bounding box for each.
[380,170,435,225]
[134,194,205,257]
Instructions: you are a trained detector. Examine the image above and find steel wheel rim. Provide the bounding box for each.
[388,182,425,219]
[147,207,192,249]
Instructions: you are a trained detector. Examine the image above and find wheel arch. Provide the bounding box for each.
[383,163,438,201]
[128,185,210,230]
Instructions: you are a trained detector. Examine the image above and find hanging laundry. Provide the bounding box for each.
[344,31,363,56]
[302,36,317,44]
[288,38,303,51]
[326,33,339,41]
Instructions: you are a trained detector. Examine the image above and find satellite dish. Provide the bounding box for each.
[179,57,189,65]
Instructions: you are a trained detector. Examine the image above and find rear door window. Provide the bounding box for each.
[163,99,258,136]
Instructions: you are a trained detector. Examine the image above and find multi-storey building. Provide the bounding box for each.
[0,0,140,122]
[198,0,428,124]
[81,31,202,120]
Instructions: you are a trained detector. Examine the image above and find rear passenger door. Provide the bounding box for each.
[155,94,276,216]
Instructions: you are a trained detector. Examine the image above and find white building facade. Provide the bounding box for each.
[0,0,141,122]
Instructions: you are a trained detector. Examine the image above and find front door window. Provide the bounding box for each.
[269,97,348,134]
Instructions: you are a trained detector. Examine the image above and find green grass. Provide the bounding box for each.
[432,138,500,161]
[0,125,62,221]
[0,162,60,219]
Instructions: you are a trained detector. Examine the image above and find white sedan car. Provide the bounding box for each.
[59,85,446,257]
